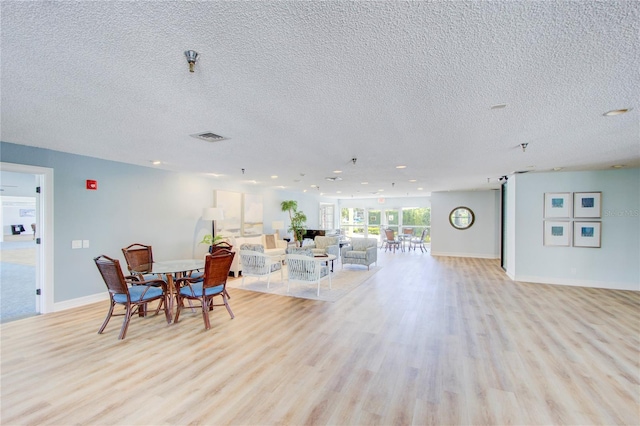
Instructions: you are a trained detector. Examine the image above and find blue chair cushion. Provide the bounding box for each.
[189,271,204,281]
[179,283,224,297]
[114,286,164,303]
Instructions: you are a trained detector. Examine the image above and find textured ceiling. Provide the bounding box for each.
[1,1,638,198]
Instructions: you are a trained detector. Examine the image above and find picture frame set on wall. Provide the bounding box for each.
[543,191,601,248]
[573,221,602,248]
[543,220,571,246]
[573,192,602,218]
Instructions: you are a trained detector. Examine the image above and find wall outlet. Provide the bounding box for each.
[71,240,82,249]
[82,240,90,248]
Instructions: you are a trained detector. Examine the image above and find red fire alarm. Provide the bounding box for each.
[86,180,98,190]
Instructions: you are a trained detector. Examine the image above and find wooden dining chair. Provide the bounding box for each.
[94,255,170,339]
[384,229,402,253]
[121,243,155,280]
[173,250,235,330]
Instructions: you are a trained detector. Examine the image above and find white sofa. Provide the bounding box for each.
[227,234,287,277]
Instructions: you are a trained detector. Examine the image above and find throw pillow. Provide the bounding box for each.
[265,234,276,249]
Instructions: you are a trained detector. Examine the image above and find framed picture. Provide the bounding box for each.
[543,221,571,246]
[574,192,601,218]
[214,190,242,237]
[243,193,263,236]
[573,221,601,248]
[544,192,571,218]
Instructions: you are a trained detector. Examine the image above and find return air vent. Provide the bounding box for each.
[190,132,228,142]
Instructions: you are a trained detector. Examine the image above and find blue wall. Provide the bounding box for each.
[1,142,321,303]
[513,169,639,290]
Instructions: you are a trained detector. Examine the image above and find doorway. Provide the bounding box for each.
[0,162,54,321]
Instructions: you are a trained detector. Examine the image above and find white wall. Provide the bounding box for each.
[430,190,500,258]
[1,196,36,237]
[512,169,639,291]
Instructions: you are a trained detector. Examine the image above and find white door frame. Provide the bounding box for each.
[1,162,54,314]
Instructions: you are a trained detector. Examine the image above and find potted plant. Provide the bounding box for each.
[281,200,307,244]
[199,234,231,253]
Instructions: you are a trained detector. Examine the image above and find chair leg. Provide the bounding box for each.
[119,305,133,340]
[223,294,234,319]
[201,298,211,330]
[98,301,115,334]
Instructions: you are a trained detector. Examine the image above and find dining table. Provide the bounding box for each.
[132,259,205,321]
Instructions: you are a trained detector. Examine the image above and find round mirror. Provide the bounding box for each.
[449,207,475,230]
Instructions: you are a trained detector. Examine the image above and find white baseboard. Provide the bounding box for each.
[515,275,639,292]
[53,292,108,312]
[430,251,499,259]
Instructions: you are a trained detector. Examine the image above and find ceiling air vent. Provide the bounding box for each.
[190,132,228,142]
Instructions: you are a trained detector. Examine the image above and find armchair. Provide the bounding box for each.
[285,248,331,296]
[307,236,340,258]
[341,238,378,270]
[239,244,283,288]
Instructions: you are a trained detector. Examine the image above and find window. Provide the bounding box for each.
[402,207,431,242]
[341,207,365,238]
[319,203,335,230]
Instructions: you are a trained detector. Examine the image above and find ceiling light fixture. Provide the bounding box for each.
[612,165,625,168]
[271,175,278,179]
[333,170,342,174]
[184,50,198,73]
[190,132,227,142]
[150,160,161,165]
[396,165,407,169]
[553,167,563,171]
[352,158,357,165]
[603,108,631,116]
[491,103,507,110]
[521,143,528,152]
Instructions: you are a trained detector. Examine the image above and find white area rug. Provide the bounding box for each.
[228,265,382,302]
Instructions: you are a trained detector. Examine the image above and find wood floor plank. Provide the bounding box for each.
[1,252,638,425]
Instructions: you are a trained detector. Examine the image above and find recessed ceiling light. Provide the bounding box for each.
[333,170,342,174]
[612,165,625,168]
[396,165,407,169]
[553,167,563,171]
[491,103,507,109]
[150,160,162,165]
[336,191,342,194]
[408,179,417,182]
[271,175,278,179]
[417,187,423,191]
[361,182,368,185]
[310,184,317,188]
[378,189,384,192]
[603,108,632,116]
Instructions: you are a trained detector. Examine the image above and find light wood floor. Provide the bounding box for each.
[1,251,639,425]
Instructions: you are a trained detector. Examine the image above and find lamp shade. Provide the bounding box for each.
[203,207,224,221]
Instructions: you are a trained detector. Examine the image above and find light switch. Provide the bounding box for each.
[82,240,90,248]
[71,240,82,249]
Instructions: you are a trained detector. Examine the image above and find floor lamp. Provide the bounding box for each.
[203,207,224,239]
